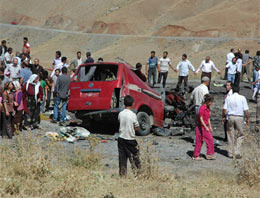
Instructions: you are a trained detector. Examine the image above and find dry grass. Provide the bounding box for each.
[0,130,259,197]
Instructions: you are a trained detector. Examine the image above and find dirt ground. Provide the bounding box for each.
[31,79,257,179]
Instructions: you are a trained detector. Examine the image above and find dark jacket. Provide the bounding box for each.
[0,45,7,56]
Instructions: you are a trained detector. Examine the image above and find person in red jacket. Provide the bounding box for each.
[22,74,43,129]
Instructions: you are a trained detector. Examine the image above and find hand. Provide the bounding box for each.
[218,72,221,75]
[246,119,250,126]
[14,102,18,106]
[6,112,10,117]
[193,72,197,76]
[222,117,226,125]
[37,98,41,103]
[209,127,213,132]
[158,69,161,73]
[145,71,148,76]
[205,126,210,132]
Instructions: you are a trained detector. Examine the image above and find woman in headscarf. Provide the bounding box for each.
[2,81,15,138]
[22,74,43,129]
[12,81,23,133]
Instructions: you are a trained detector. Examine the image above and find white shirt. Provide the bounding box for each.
[226,62,237,75]
[236,58,243,73]
[53,57,62,67]
[176,60,195,76]
[226,52,235,63]
[51,62,69,77]
[159,57,171,73]
[4,52,11,63]
[223,93,248,116]
[5,64,21,79]
[196,60,219,73]
[190,84,209,106]
[118,109,139,140]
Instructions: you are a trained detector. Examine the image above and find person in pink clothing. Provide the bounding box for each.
[193,94,216,160]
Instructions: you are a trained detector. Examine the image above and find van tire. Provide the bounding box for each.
[137,112,151,136]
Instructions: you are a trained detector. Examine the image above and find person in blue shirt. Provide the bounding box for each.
[20,61,32,86]
[145,51,160,87]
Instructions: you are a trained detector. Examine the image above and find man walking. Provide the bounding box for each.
[52,67,71,126]
[241,50,252,82]
[196,56,221,89]
[157,51,176,88]
[226,57,238,84]
[225,49,235,80]
[223,86,249,159]
[176,54,195,90]
[145,51,160,87]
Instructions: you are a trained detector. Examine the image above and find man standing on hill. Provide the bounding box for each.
[196,56,221,89]
[32,58,45,76]
[52,51,62,70]
[146,51,160,87]
[70,51,85,70]
[23,37,31,55]
[176,54,196,90]
[85,52,94,64]
[157,51,176,88]
[241,50,252,82]
[4,58,21,81]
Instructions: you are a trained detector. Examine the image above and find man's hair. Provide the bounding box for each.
[232,86,240,93]
[34,58,39,62]
[124,95,134,107]
[55,68,61,73]
[163,51,168,55]
[235,52,242,59]
[23,37,28,41]
[98,57,103,62]
[182,54,187,58]
[151,51,155,54]
[77,51,81,54]
[256,51,260,56]
[61,67,67,74]
[86,52,91,57]
[230,48,234,52]
[204,94,214,104]
[7,47,12,52]
[56,51,61,57]
[1,40,6,44]
[61,56,67,62]
[136,62,142,69]
[245,50,249,54]
[226,81,232,86]
[43,71,48,80]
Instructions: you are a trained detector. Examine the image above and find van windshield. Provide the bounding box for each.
[78,64,118,82]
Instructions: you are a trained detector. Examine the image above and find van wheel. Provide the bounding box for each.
[137,112,151,136]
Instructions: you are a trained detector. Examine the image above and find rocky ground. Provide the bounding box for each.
[20,79,257,179]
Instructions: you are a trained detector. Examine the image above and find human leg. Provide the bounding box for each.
[126,139,141,174]
[60,99,68,122]
[152,68,157,86]
[193,126,203,157]
[53,96,61,121]
[227,117,235,157]
[118,138,128,177]
[148,69,152,85]
[257,96,260,124]
[184,76,188,89]
[40,95,46,113]
[202,128,215,156]
[45,90,51,111]
[162,72,168,88]
[233,117,244,156]
[157,72,162,84]
[176,76,183,89]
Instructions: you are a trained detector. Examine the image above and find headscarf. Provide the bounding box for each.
[26,74,40,101]
[12,81,21,90]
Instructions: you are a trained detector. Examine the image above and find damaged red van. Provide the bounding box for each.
[68,62,164,136]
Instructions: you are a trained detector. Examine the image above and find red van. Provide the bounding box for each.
[68,62,164,136]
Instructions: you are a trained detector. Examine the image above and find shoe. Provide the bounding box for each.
[59,122,66,126]
[51,120,57,124]
[206,155,216,160]
[192,156,203,160]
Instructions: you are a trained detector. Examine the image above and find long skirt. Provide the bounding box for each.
[1,112,13,139]
[24,96,41,128]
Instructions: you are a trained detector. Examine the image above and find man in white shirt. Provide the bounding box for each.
[234,53,243,88]
[223,86,249,158]
[51,56,68,77]
[4,48,13,68]
[196,56,221,89]
[52,51,62,69]
[225,49,235,80]
[157,51,176,88]
[226,57,237,84]
[4,58,21,81]
[176,54,196,90]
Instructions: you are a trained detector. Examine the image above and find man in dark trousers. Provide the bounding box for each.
[52,67,71,126]
[118,95,141,177]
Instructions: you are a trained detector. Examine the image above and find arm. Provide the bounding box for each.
[244,110,249,125]
[188,62,196,75]
[196,61,203,73]
[208,119,213,132]
[222,109,227,124]
[145,61,149,76]
[200,116,209,131]
[3,92,10,116]
[212,61,221,74]
[176,62,181,72]
[156,63,160,73]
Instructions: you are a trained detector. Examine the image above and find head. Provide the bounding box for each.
[21,53,27,60]
[56,51,61,58]
[238,48,242,53]
[23,37,28,44]
[151,51,156,58]
[98,57,103,62]
[232,57,237,64]
[61,67,67,74]
[235,52,242,59]
[205,56,210,63]
[1,40,6,47]
[55,69,61,76]
[245,50,249,54]
[34,58,39,66]
[182,54,187,60]
[61,56,67,63]
[230,48,234,53]
[232,86,240,94]
[202,76,210,86]
[13,58,18,66]
[4,81,14,91]
[15,51,20,57]
[124,95,134,107]
[77,51,81,59]
[203,94,214,107]
[136,62,142,70]
[33,76,39,83]
[226,81,232,92]
[7,47,12,54]
[256,51,260,57]
[163,51,168,58]
[86,52,91,58]
[22,61,30,69]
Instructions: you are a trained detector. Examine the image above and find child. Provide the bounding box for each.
[193,94,216,160]
[12,81,23,132]
[118,95,141,177]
